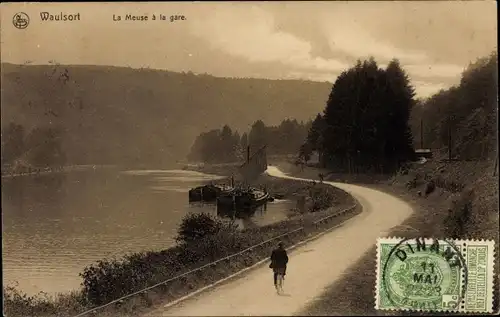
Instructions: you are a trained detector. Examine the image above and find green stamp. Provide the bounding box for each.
[376,238,494,313]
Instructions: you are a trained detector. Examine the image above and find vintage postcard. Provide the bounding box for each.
[1,1,498,317]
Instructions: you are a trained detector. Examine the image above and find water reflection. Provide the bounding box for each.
[2,169,293,295]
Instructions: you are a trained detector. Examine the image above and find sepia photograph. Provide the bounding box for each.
[1,1,498,316]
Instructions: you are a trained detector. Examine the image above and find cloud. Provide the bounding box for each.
[316,12,466,95]
[412,81,450,99]
[189,6,349,73]
[190,5,464,97]
[320,14,428,65]
[404,63,465,80]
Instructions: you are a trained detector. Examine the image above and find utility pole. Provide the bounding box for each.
[448,116,452,161]
[420,118,424,149]
[494,153,498,176]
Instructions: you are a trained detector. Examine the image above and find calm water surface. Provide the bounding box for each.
[2,168,293,295]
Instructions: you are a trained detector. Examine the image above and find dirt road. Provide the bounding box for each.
[145,166,413,316]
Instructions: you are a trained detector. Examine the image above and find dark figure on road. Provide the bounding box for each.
[269,242,288,289]
[319,173,324,183]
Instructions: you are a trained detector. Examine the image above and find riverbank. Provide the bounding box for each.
[1,165,117,178]
[3,166,359,317]
[281,159,499,315]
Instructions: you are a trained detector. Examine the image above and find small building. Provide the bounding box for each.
[415,149,433,159]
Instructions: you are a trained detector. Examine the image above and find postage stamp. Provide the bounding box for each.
[376,237,495,313]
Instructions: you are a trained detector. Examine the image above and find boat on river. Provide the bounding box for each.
[217,145,272,218]
[216,187,270,217]
[188,184,234,202]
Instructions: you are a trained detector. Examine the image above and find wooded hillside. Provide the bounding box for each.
[410,52,497,161]
[1,63,331,167]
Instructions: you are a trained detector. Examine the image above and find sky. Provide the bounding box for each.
[1,1,497,98]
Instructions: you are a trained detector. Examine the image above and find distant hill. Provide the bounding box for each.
[1,63,331,167]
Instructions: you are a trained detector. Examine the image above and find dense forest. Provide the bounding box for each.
[410,52,498,161]
[187,119,311,163]
[300,52,497,173]
[1,63,330,169]
[300,58,416,173]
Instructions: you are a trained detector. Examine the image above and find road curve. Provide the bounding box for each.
[146,167,413,316]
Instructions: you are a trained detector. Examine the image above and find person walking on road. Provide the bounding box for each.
[269,242,288,293]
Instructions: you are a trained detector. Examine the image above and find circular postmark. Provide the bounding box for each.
[13,12,30,29]
[381,238,468,311]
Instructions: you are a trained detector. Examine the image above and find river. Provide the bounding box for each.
[2,168,293,296]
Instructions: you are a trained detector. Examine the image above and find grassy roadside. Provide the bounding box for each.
[286,159,499,316]
[3,171,359,317]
